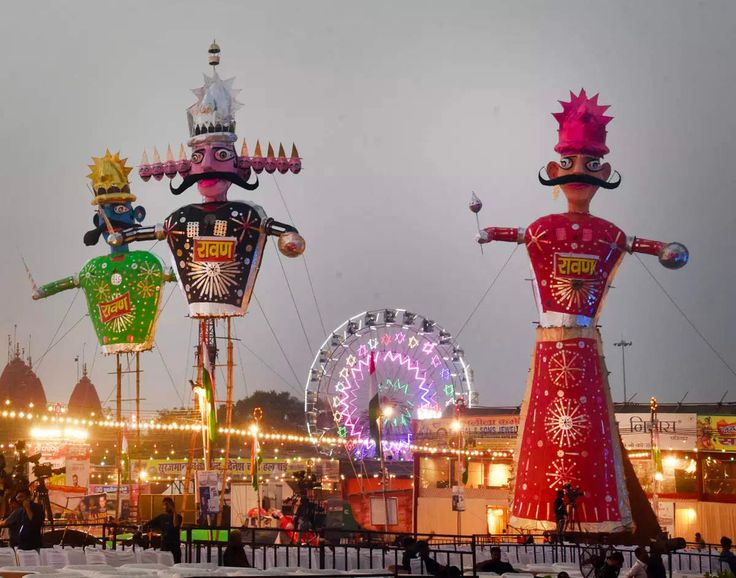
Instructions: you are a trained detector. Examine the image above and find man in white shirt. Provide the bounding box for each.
[624,546,649,578]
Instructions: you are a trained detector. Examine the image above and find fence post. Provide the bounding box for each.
[185,527,192,563]
[319,543,325,569]
[471,535,477,572]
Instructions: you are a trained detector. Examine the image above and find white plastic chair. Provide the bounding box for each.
[121,562,171,571]
[65,563,116,572]
[85,549,109,565]
[138,550,160,564]
[104,549,137,567]
[172,562,220,570]
[157,551,176,566]
[0,548,17,567]
[0,565,58,574]
[16,549,42,566]
[7,565,60,573]
[65,548,88,565]
[41,548,70,568]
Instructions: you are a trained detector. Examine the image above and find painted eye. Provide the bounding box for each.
[559,157,573,169]
[191,151,204,164]
[214,148,236,162]
[586,159,601,171]
[114,205,130,214]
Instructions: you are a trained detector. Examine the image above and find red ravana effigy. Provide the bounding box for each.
[478,89,688,532]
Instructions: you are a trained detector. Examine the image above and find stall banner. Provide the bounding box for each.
[65,458,90,489]
[452,485,466,512]
[89,484,133,520]
[196,470,222,516]
[27,442,91,485]
[614,413,696,450]
[411,415,519,449]
[141,458,314,480]
[697,415,736,451]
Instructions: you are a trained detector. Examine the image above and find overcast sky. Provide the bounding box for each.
[1,0,735,418]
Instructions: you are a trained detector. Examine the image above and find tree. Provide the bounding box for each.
[218,390,307,433]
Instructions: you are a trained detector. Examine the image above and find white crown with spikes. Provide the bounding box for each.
[186,42,242,145]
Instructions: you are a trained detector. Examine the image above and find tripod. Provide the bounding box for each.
[32,477,55,527]
[563,499,583,536]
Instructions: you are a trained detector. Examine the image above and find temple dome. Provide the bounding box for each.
[68,365,103,417]
[0,343,47,408]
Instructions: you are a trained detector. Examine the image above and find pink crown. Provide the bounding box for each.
[552,89,613,157]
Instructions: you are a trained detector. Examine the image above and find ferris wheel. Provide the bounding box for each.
[305,308,473,459]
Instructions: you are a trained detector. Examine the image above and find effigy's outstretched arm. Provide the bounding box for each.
[107,224,166,247]
[33,275,79,300]
[477,226,526,244]
[628,236,689,270]
[265,218,306,257]
[265,218,298,236]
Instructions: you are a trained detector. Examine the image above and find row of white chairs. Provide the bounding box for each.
[0,547,176,568]
[0,563,395,578]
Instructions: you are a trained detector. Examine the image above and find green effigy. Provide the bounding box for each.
[33,151,172,354]
[79,251,165,353]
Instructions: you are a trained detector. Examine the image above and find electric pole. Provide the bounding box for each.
[614,338,632,403]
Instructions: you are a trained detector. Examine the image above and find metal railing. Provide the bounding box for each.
[4,524,732,578]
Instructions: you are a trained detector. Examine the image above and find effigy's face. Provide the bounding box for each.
[547,155,611,209]
[99,202,146,242]
[190,142,238,201]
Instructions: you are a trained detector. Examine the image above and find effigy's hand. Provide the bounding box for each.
[476,229,491,244]
[658,242,689,270]
[278,231,306,257]
[108,232,124,246]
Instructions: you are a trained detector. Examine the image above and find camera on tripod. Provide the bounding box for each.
[12,440,65,486]
[563,482,583,503]
[32,462,66,480]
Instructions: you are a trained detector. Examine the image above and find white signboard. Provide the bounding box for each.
[615,413,696,450]
[370,497,398,526]
[655,501,675,537]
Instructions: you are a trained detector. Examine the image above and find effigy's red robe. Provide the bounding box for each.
[503,212,636,532]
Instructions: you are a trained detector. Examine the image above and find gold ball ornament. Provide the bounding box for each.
[278,232,305,257]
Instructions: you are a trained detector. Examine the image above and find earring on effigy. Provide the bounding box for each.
[552,185,561,201]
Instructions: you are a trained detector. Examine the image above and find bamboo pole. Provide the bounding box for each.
[218,318,234,524]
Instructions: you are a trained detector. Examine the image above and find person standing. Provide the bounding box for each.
[16,489,44,551]
[295,496,313,543]
[146,497,183,563]
[554,490,567,536]
[223,530,250,567]
[720,537,736,574]
[624,546,648,578]
[0,496,22,547]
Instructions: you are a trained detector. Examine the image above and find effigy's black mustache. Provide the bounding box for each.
[169,171,259,195]
[538,168,622,190]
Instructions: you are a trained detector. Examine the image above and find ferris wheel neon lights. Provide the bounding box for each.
[305,308,473,459]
